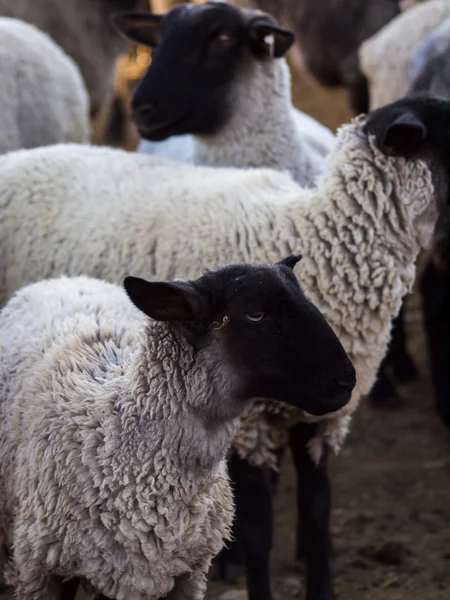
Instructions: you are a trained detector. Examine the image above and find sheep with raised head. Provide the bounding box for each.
[359,0,450,111]
[0,0,146,118]
[0,260,355,600]
[112,2,335,187]
[0,17,89,152]
[0,94,448,600]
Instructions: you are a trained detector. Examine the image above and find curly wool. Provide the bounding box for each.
[359,0,450,110]
[0,17,89,153]
[139,56,335,188]
[0,276,235,600]
[0,118,438,464]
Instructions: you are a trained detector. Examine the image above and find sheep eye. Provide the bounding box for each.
[212,32,234,45]
[245,312,265,322]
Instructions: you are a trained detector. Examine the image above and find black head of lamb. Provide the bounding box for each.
[124,256,356,419]
[364,94,450,207]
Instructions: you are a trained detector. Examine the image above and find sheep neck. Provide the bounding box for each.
[114,321,240,482]
[193,57,319,187]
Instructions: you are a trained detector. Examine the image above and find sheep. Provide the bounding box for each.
[112,2,336,187]
[231,0,403,115]
[408,17,450,97]
[359,0,450,111]
[357,1,450,405]
[0,94,447,600]
[0,259,355,600]
[0,17,89,153]
[0,0,146,118]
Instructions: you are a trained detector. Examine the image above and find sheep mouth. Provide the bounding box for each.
[133,114,188,142]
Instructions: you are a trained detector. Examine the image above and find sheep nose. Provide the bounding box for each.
[133,103,157,120]
[335,365,356,391]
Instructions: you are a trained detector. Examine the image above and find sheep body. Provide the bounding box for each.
[0,114,438,460]
[0,275,234,600]
[0,0,144,117]
[0,17,89,153]
[359,0,450,109]
[138,102,336,182]
[408,17,450,96]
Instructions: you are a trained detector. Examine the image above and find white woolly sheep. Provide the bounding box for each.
[112,2,335,187]
[359,0,450,110]
[0,0,146,118]
[0,17,89,153]
[0,260,355,600]
[0,95,447,600]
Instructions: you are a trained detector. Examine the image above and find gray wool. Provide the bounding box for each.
[0,276,236,600]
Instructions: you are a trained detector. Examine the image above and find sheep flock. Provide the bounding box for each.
[0,2,449,600]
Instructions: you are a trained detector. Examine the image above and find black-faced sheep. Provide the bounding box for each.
[112,2,335,187]
[0,260,355,600]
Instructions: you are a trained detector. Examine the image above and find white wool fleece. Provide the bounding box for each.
[0,276,234,600]
[0,119,438,462]
[139,56,335,188]
[0,17,90,153]
[359,0,450,110]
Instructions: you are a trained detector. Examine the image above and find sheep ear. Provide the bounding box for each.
[381,112,427,155]
[277,254,302,270]
[124,277,203,321]
[110,11,163,47]
[248,19,294,58]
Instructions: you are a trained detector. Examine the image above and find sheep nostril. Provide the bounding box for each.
[335,366,356,390]
[133,103,157,120]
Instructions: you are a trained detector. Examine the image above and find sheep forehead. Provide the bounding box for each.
[174,2,270,28]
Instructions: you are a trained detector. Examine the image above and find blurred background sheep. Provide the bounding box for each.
[0,1,449,600]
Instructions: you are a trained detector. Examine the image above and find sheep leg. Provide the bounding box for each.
[420,257,450,428]
[385,307,417,383]
[165,569,207,600]
[13,574,66,600]
[289,422,334,600]
[225,451,274,600]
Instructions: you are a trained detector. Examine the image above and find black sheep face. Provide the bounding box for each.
[124,257,356,420]
[364,94,450,207]
[110,2,294,141]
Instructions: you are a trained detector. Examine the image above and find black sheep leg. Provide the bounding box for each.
[421,258,450,428]
[60,578,80,600]
[222,450,274,600]
[289,422,334,600]
[369,306,417,405]
[386,306,418,383]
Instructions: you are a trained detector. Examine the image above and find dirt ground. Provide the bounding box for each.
[1,66,449,600]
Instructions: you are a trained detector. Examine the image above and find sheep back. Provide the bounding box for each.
[359,0,450,109]
[0,17,89,153]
